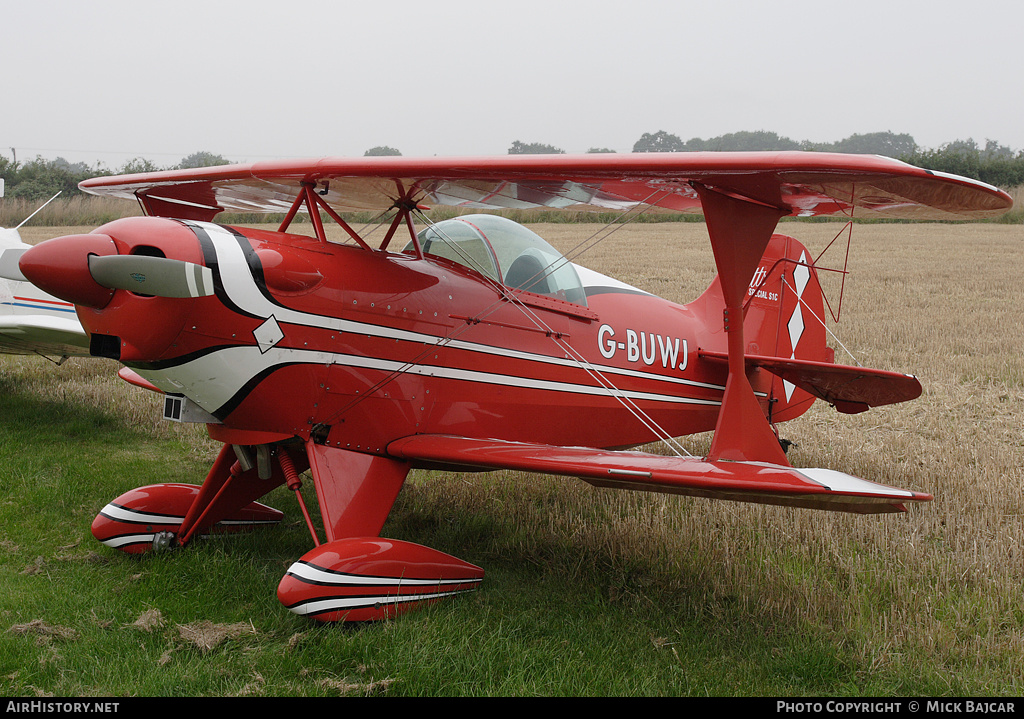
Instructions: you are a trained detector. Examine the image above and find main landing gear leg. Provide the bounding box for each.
[90,442,287,554]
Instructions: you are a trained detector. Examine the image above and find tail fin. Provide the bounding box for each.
[686,185,922,471]
[0,227,26,249]
[688,233,831,424]
[0,228,30,282]
[700,233,922,421]
[745,233,831,423]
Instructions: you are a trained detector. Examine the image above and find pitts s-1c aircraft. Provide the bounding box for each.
[0,152,1013,621]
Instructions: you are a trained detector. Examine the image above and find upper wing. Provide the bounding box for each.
[78,152,1013,222]
[387,434,930,515]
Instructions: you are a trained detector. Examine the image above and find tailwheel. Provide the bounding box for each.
[277,537,484,622]
[91,483,283,554]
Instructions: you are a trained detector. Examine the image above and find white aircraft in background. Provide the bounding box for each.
[0,190,89,362]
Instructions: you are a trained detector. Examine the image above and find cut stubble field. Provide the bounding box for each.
[2,219,1022,696]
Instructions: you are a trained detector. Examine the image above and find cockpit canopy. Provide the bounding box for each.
[407,215,587,306]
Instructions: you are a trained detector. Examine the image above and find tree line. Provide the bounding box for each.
[0,151,232,201]
[3,133,1023,202]
[511,131,1024,188]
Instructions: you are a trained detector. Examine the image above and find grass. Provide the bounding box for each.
[0,220,1022,696]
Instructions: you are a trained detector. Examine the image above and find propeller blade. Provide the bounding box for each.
[0,247,28,282]
[88,255,216,299]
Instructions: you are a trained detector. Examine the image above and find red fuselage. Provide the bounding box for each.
[31,215,809,453]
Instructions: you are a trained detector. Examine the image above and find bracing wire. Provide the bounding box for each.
[319,194,697,457]
[782,274,862,367]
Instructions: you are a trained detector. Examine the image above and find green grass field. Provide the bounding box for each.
[1,220,1022,697]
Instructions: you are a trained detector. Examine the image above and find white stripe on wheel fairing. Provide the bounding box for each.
[286,588,479,617]
[99,503,278,528]
[99,533,156,549]
[286,560,483,587]
[99,503,184,525]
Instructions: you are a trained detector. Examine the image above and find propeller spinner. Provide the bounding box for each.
[18,232,215,307]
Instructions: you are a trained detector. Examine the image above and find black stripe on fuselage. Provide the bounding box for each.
[185,221,264,320]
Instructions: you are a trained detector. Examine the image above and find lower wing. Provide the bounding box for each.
[387,434,931,515]
[0,314,89,359]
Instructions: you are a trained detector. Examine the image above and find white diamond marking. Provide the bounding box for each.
[787,304,804,351]
[782,252,812,405]
[254,316,284,354]
[793,252,810,297]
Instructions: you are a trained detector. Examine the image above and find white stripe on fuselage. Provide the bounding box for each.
[137,344,721,415]
[196,222,722,392]
[147,222,724,414]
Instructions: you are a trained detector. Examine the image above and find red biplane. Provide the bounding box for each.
[1,152,1012,621]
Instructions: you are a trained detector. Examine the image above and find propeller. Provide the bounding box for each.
[87,255,216,299]
[18,233,217,309]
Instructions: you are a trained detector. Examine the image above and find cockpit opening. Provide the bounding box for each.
[405,214,587,306]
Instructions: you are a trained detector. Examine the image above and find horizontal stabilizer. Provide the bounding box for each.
[700,350,922,414]
[387,435,931,514]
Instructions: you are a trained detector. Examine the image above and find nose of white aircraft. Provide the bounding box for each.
[19,233,119,308]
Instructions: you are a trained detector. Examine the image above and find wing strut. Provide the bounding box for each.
[277,182,373,249]
[693,183,790,466]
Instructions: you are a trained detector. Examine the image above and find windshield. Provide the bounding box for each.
[407,215,587,306]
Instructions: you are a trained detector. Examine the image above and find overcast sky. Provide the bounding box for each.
[3,0,1022,169]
